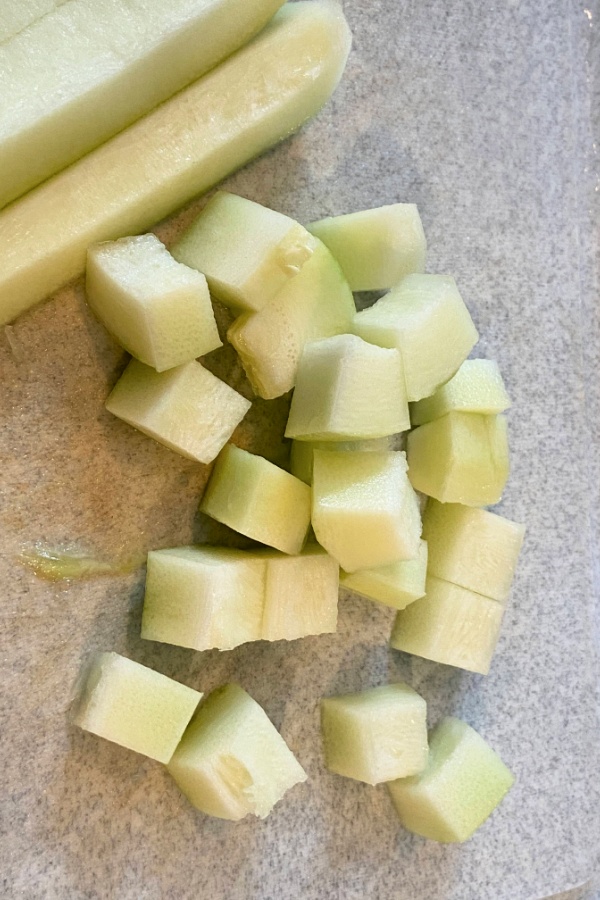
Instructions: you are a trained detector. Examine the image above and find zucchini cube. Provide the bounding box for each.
[105,359,250,463]
[290,436,395,485]
[308,203,426,291]
[86,234,221,372]
[171,191,317,313]
[285,334,409,441]
[406,412,509,507]
[260,545,339,641]
[321,683,428,785]
[353,274,478,401]
[141,547,265,651]
[227,240,354,399]
[312,450,421,572]
[341,539,428,611]
[410,359,510,427]
[388,717,514,843]
[390,576,504,675]
[74,652,201,764]
[167,684,307,820]
[200,444,311,555]
[422,500,525,602]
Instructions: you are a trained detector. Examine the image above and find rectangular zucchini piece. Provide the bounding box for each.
[74,652,201,764]
[406,412,509,507]
[172,191,318,313]
[308,203,426,291]
[410,359,511,427]
[0,0,286,209]
[388,717,514,843]
[390,575,504,675]
[167,684,307,820]
[260,545,339,641]
[312,450,422,572]
[0,1,351,325]
[321,683,428,785]
[353,274,478,402]
[200,445,311,555]
[290,436,395,485]
[422,500,525,602]
[105,360,250,464]
[86,234,221,372]
[141,544,339,650]
[285,334,409,440]
[141,547,266,651]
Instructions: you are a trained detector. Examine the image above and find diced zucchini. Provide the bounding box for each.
[388,717,514,843]
[285,334,409,440]
[312,450,421,572]
[290,436,395,485]
[422,500,525,602]
[321,683,428,785]
[308,203,426,291]
[406,412,509,507]
[167,684,307,820]
[141,547,265,651]
[410,359,510,427]
[73,652,201,764]
[260,545,339,641]
[172,192,318,313]
[87,234,221,372]
[390,576,504,675]
[353,274,478,401]
[227,239,355,399]
[105,359,250,464]
[141,544,338,650]
[200,445,311,555]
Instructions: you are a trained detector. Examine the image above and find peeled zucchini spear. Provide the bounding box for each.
[0,1,351,325]
[0,0,285,209]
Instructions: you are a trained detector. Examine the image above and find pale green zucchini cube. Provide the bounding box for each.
[260,545,339,641]
[320,683,428,785]
[390,576,504,675]
[388,717,514,843]
[167,684,307,820]
[74,652,201,764]
[285,334,409,440]
[86,234,221,372]
[290,436,395,484]
[171,191,318,313]
[410,359,511,427]
[422,500,525,602]
[353,274,478,401]
[340,539,428,611]
[227,240,355,399]
[312,450,421,572]
[141,547,265,651]
[307,203,426,291]
[200,444,311,555]
[406,412,509,507]
[105,359,251,464]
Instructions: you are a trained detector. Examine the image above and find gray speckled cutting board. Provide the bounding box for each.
[1,2,599,898]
